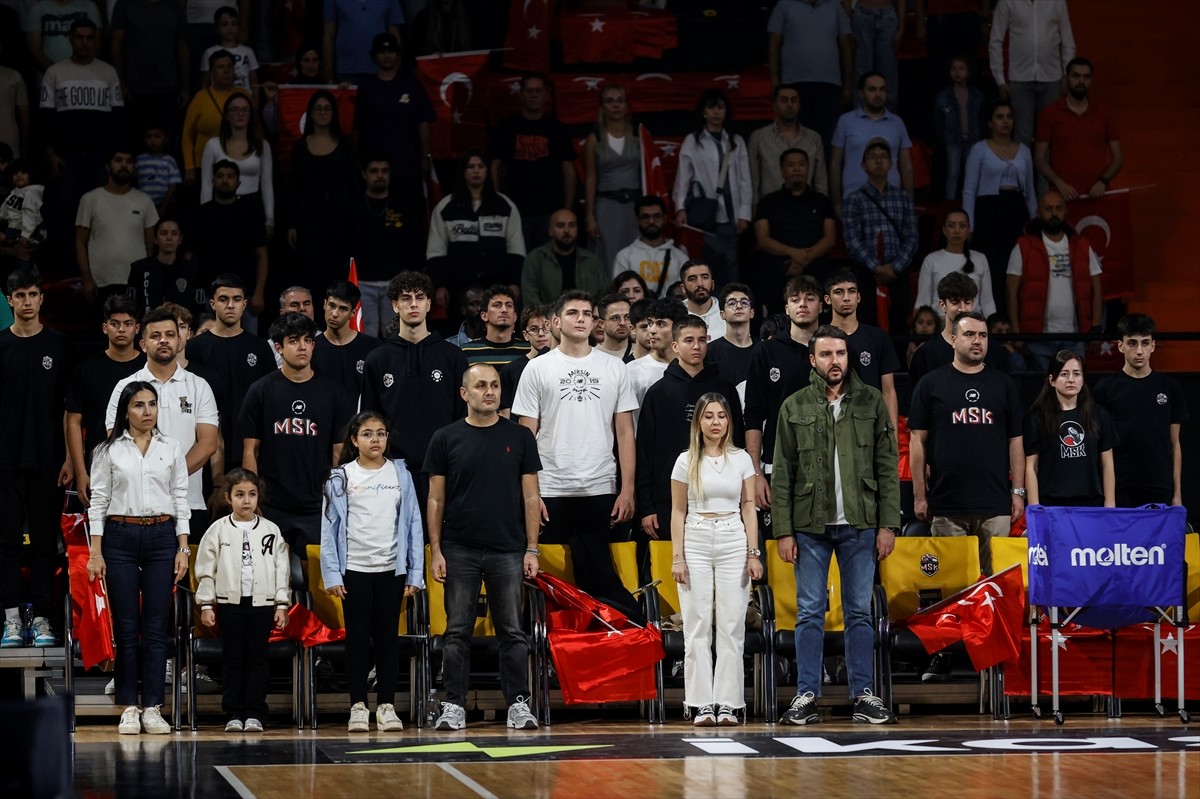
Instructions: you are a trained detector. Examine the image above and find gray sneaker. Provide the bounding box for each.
[506,697,538,730]
[781,691,820,725]
[347,702,370,732]
[434,702,466,731]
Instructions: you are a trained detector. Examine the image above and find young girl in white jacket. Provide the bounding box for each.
[195,468,291,733]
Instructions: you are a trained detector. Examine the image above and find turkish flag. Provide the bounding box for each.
[630,10,679,60]
[268,603,346,647]
[61,510,88,548]
[275,85,358,173]
[1112,624,1200,701]
[417,52,491,160]
[640,125,671,213]
[67,545,115,671]
[1065,190,1134,300]
[1002,622,1113,696]
[550,67,774,125]
[560,10,678,64]
[502,0,551,73]
[899,564,1026,670]
[347,258,363,333]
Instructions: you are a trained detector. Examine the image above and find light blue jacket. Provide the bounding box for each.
[319,459,425,591]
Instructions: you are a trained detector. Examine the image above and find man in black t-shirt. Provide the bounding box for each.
[825,270,899,432]
[126,219,206,321]
[489,74,577,252]
[312,280,381,404]
[909,311,1025,574]
[425,364,542,731]
[1094,313,1188,507]
[192,161,269,332]
[705,283,757,411]
[239,313,355,550]
[500,304,552,418]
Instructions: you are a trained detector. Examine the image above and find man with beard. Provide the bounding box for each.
[520,209,607,307]
[1005,190,1102,371]
[771,324,899,726]
[824,270,898,433]
[748,84,828,204]
[908,311,1025,576]
[193,160,268,331]
[680,260,725,341]
[611,196,687,297]
[829,73,913,217]
[125,219,205,320]
[1034,58,1123,201]
[595,293,632,360]
[350,155,422,339]
[461,286,531,367]
[75,149,158,305]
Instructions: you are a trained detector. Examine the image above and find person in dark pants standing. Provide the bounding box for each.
[426,364,542,732]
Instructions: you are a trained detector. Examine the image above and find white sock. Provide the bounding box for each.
[4,607,18,623]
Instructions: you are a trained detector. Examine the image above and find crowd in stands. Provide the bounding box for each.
[0,0,1185,736]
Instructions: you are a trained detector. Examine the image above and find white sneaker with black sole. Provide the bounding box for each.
[506,697,538,730]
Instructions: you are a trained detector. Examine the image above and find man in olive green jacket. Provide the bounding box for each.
[770,325,899,726]
[520,209,609,307]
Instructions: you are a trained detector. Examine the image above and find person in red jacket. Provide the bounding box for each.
[1004,190,1101,371]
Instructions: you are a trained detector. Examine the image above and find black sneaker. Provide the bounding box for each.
[921,652,952,683]
[780,691,820,725]
[852,691,897,725]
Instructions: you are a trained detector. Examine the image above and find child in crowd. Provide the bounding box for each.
[907,305,939,368]
[0,159,45,262]
[195,469,291,733]
[135,126,182,217]
[987,312,1028,372]
[934,56,984,200]
[201,6,259,93]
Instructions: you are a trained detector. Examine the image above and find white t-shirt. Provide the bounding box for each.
[830,395,848,525]
[1007,234,1101,334]
[75,186,158,287]
[201,43,259,91]
[511,347,638,497]
[234,518,255,595]
[625,355,669,429]
[687,298,727,341]
[671,448,755,514]
[914,249,996,319]
[343,460,402,572]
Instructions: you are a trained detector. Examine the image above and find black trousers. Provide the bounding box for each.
[216,598,275,722]
[342,569,404,706]
[0,469,61,619]
[541,495,644,623]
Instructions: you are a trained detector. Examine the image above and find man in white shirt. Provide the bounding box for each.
[989,0,1076,146]
[512,289,643,621]
[75,148,157,305]
[611,196,688,296]
[680,260,726,341]
[626,297,685,429]
[107,306,219,534]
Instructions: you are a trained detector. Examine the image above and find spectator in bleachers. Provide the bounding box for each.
[751,147,836,318]
[1,158,44,265]
[841,138,917,330]
[182,0,228,84]
[611,196,686,297]
[988,0,1075,147]
[125,218,205,320]
[848,0,903,112]
[963,99,1036,314]
[986,312,1027,372]
[934,55,984,201]
[288,90,358,299]
[627,296,655,361]
[672,89,751,285]
[626,297,686,427]
[110,0,189,143]
[595,293,632,361]
[1094,313,1187,508]
[520,209,606,308]
[200,93,274,234]
[181,49,248,184]
[192,160,268,325]
[1005,189,1101,371]
[261,43,327,135]
[705,283,756,408]
[914,208,996,319]
[312,279,381,399]
[909,310,1025,575]
[824,269,899,433]
[409,0,471,57]
[830,73,913,218]
[76,148,158,305]
[199,6,258,93]
[0,64,26,159]
[280,286,314,321]
[1034,58,1123,202]
[134,124,181,217]
[772,324,898,726]
[490,74,576,254]
[915,0,989,88]
[611,270,648,305]
[766,0,853,161]
[427,150,525,323]
[679,259,726,341]
[445,285,485,348]
[749,83,829,206]
[584,84,641,271]
[322,0,403,83]
[910,272,1009,385]
[908,305,939,368]
[499,304,552,419]
[26,0,102,75]
[461,285,530,367]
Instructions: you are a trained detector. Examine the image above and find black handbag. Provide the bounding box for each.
[684,181,719,232]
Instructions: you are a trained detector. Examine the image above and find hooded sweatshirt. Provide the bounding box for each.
[361,331,468,470]
[635,360,746,528]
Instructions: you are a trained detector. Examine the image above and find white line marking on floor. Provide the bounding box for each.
[437,762,500,799]
[215,765,256,799]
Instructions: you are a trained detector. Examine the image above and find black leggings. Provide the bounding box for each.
[342,569,404,706]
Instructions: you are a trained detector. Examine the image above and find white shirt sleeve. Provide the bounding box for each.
[193,373,220,427]
[1006,244,1023,277]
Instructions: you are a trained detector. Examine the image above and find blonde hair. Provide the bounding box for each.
[686,393,736,503]
[595,83,632,136]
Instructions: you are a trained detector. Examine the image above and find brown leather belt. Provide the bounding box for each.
[108,515,172,525]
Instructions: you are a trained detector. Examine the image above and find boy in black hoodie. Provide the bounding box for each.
[636,315,745,540]
[362,271,468,528]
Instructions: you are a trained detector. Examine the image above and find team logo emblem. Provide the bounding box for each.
[383,373,394,388]
[247,353,258,366]
[175,278,188,293]
[859,351,872,366]
[1059,422,1085,448]
[431,369,444,382]
[965,388,980,403]
[41,356,53,370]
[1157,393,1168,405]
[291,400,306,415]
[356,359,365,374]
[179,396,193,414]
[558,368,601,402]
[920,553,940,577]
[769,367,780,383]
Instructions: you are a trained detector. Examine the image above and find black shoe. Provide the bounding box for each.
[921,652,952,683]
[851,691,897,725]
[781,691,820,725]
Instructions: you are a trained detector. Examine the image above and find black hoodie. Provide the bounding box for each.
[361,331,468,470]
[635,360,746,532]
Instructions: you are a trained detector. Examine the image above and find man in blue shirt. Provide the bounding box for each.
[830,72,913,217]
[322,0,404,82]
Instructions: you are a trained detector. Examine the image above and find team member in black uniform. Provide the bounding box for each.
[824,270,899,432]
[0,268,72,647]
[239,313,355,549]
[312,279,381,403]
[125,219,206,321]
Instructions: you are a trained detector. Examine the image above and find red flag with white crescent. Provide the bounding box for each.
[548,67,775,125]
[639,124,671,213]
[416,51,491,160]
[502,0,550,73]
[347,258,363,333]
[1066,190,1134,300]
[275,85,357,174]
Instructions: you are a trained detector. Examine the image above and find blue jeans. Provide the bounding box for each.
[851,6,900,112]
[441,541,528,706]
[793,525,877,699]
[944,140,965,200]
[102,519,177,707]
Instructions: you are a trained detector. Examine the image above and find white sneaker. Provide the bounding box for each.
[243,718,264,733]
[104,678,116,696]
[0,617,22,648]
[434,702,466,731]
[376,704,402,732]
[716,705,739,726]
[692,705,717,727]
[141,705,171,734]
[30,616,57,646]
[225,719,244,733]
[506,697,538,730]
[118,706,141,735]
[348,702,370,732]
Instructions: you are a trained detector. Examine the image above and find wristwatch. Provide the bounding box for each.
[1011,488,1027,499]
[177,547,190,554]
[747,548,762,558]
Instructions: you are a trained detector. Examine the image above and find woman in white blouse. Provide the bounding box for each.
[200,93,275,234]
[672,89,752,285]
[670,392,762,727]
[87,381,191,736]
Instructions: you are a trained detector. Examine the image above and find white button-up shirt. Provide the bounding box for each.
[87,431,191,537]
[990,0,1077,84]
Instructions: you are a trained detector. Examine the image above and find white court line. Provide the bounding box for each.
[215,765,257,799]
[437,762,500,799]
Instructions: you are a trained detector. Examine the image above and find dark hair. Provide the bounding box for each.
[219,93,263,157]
[597,293,629,318]
[325,279,361,307]
[520,304,550,329]
[679,259,710,282]
[1065,57,1094,75]
[268,312,317,345]
[386,271,433,301]
[5,267,41,296]
[778,147,809,169]
[213,5,238,24]
[859,70,886,91]
[937,271,978,303]
[691,89,737,150]
[105,147,134,165]
[648,297,687,325]
[811,324,849,350]
[986,311,1011,330]
[666,280,683,299]
[672,314,707,340]
[207,48,235,70]
[97,381,158,454]
[450,149,494,205]
[5,157,33,179]
[759,313,790,341]
[610,270,649,296]
[222,467,265,506]
[986,98,1015,138]
[633,195,665,216]
[140,307,178,334]
[481,284,516,310]
[718,282,754,306]
[552,289,595,319]
[822,269,859,296]
[1030,350,1097,444]
[303,90,343,138]
[154,216,182,236]
[337,411,389,467]
[519,72,548,89]
[102,295,138,320]
[771,82,800,101]
[942,208,975,273]
[212,158,240,178]
[913,305,939,332]
[629,297,656,327]
[1116,313,1155,339]
[950,310,988,335]
[292,42,322,82]
[69,17,97,34]
[360,151,392,171]
[785,274,822,301]
[210,272,246,295]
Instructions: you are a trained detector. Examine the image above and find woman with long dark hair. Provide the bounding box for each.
[86,381,190,735]
[200,93,275,234]
[914,208,995,318]
[584,84,641,269]
[1024,351,1116,507]
[320,411,424,733]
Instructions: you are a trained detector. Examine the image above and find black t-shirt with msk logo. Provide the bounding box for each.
[1094,370,1189,496]
[1024,405,1117,503]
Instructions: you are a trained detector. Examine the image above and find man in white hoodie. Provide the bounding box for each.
[611,195,687,298]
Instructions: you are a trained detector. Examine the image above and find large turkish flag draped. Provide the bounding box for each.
[640,125,672,212]
[67,546,115,671]
[559,10,678,65]
[416,52,492,160]
[275,86,357,172]
[502,0,551,73]
[1065,190,1134,300]
[1002,623,1113,697]
[267,603,345,647]
[549,67,775,125]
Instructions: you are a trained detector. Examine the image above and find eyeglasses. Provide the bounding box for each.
[357,430,389,440]
[724,298,751,309]
[525,324,551,336]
